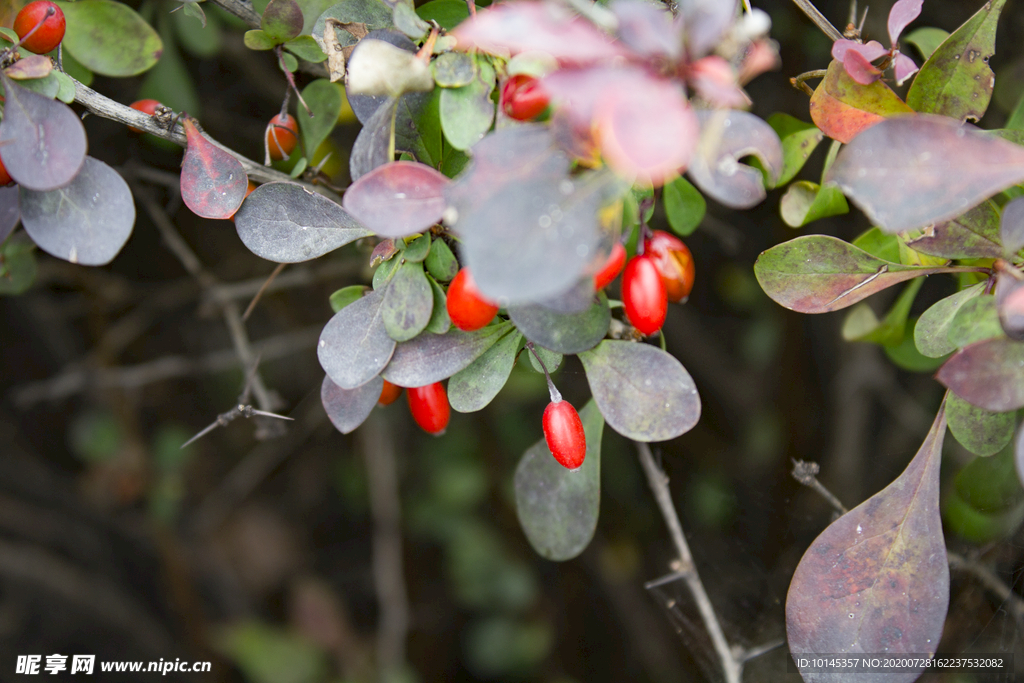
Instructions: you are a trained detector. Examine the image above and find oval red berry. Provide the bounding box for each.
[128,99,162,134]
[622,255,667,336]
[645,230,695,303]
[13,0,65,54]
[543,400,586,469]
[266,113,299,161]
[447,268,499,331]
[378,379,403,406]
[593,242,627,291]
[407,382,450,435]
[501,74,550,121]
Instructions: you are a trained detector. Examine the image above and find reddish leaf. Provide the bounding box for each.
[938,337,1024,412]
[809,61,914,144]
[888,0,923,45]
[0,76,86,191]
[787,404,949,676]
[180,118,248,220]
[826,115,1024,233]
[754,235,948,314]
[342,160,449,238]
[451,1,630,64]
[5,54,53,80]
[688,109,781,209]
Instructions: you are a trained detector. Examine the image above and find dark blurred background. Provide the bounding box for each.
[0,0,1022,681]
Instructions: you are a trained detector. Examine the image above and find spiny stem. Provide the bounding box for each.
[790,0,844,42]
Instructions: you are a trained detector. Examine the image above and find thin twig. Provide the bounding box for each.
[360,411,410,680]
[243,263,287,321]
[634,442,743,683]
[791,460,848,514]
[789,0,844,42]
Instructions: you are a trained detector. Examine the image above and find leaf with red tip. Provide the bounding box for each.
[515,399,603,561]
[809,61,914,144]
[452,0,630,64]
[0,76,86,191]
[688,109,781,209]
[343,160,449,238]
[321,374,382,434]
[20,157,134,266]
[180,119,248,219]
[938,338,1024,412]
[754,235,947,314]
[826,115,1024,233]
[578,340,700,442]
[235,182,371,263]
[787,403,949,678]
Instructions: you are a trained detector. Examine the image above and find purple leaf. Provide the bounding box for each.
[1001,196,1024,256]
[180,119,248,220]
[318,288,396,389]
[20,157,134,266]
[826,115,1024,233]
[888,0,923,46]
[688,109,781,209]
[350,95,397,182]
[893,52,919,86]
[451,1,630,64]
[680,0,738,59]
[381,322,515,387]
[321,374,382,434]
[343,161,449,238]
[832,39,888,64]
[0,77,86,191]
[610,0,679,60]
[234,182,371,263]
[995,271,1024,341]
[937,338,1024,412]
[841,48,883,85]
[507,291,610,355]
[787,403,948,679]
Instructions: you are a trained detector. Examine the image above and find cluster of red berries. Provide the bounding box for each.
[593,231,695,336]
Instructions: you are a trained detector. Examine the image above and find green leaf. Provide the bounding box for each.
[754,235,946,314]
[285,35,327,62]
[514,399,603,561]
[946,392,1016,457]
[329,284,368,313]
[381,261,433,342]
[904,27,950,61]
[662,175,706,236]
[16,72,60,99]
[261,0,304,41]
[372,253,400,290]
[842,277,923,346]
[425,237,459,281]
[902,200,1002,260]
[439,58,495,151]
[59,49,93,86]
[299,79,341,158]
[914,284,985,358]
[579,340,700,442]
[906,0,1007,122]
[527,346,562,374]
[245,28,278,49]
[766,112,824,187]
[954,440,1024,510]
[779,180,848,228]
[393,0,430,40]
[295,0,336,35]
[52,71,75,104]
[174,2,222,56]
[0,235,37,295]
[948,295,1003,349]
[403,233,431,262]
[508,293,610,355]
[416,0,471,30]
[216,621,327,683]
[448,330,522,412]
[140,18,201,116]
[56,0,163,77]
[432,51,476,88]
[809,60,914,144]
[852,227,900,263]
[181,1,207,28]
[281,52,299,73]
[425,274,452,334]
[311,0,393,51]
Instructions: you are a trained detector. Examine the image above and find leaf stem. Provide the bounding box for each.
[525,341,561,403]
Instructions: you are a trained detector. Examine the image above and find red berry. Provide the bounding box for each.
[645,230,695,303]
[13,0,65,54]
[593,242,626,291]
[501,74,550,121]
[447,268,499,331]
[128,99,162,134]
[378,379,403,406]
[407,382,450,435]
[266,113,299,161]
[543,400,586,469]
[622,255,667,336]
